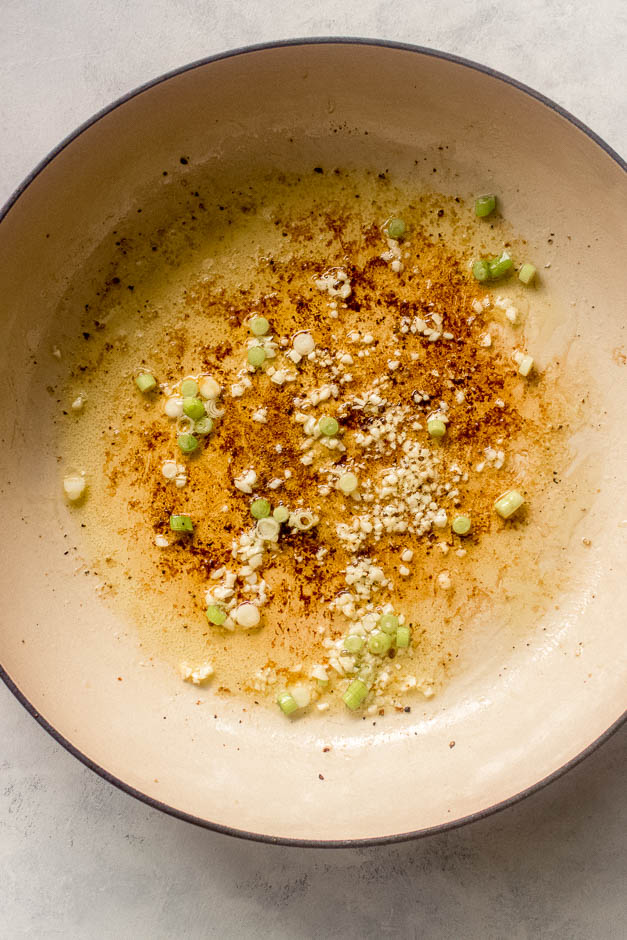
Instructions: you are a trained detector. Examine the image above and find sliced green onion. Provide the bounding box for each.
[290,510,319,531]
[475,194,496,218]
[198,376,221,399]
[518,262,536,285]
[251,497,271,519]
[472,260,491,282]
[277,690,299,716]
[180,379,198,397]
[206,604,226,625]
[344,635,364,654]
[396,625,411,648]
[427,418,446,439]
[256,517,280,541]
[378,612,399,635]
[488,254,514,280]
[494,489,525,519]
[170,514,193,533]
[272,505,289,523]
[316,678,329,690]
[182,397,205,420]
[177,433,198,454]
[343,678,369,710]
[368,631,392,656]
[338,472,358,494]
[250,316,270,336]
[318,416,339,437]
[387,218,406,239]
[452,515,472,536]
[247,347,266,368]
[194,416,213,435]
[135,373,157,393]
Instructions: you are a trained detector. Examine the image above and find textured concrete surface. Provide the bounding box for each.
[1,2,626,938]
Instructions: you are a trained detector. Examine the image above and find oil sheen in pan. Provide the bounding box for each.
[57,166,599,713]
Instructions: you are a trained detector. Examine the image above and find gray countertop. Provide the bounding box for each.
[1,2,625,937]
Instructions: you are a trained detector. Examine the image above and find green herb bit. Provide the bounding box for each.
[318,416,339,437]
[452,515,472,536]
[475,194,496,218]
[518,262,537,285]
[180,379,198,397]
[247,346,267,368]
[272,505,289,523]
[170,514,193,533]
[343,678,369,711]
[472,260,491,282]
[250,316,270,336]
[494,489,525,519]
[378,613,399,635]
[206,604,227,625]
[488,254,514,280]
[194,416,213,435]
[387,218,406,239]
[338,472,358,494]
[368,632,392,656]
[182,397,205,420]
[343,635,364,654]
[177,433,199,454]
[396,625,411,648]
[135,373,157,393]
[277,691,299,716]
[251,498,271,519]
[427,418,446,439]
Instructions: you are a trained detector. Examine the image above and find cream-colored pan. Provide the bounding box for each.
[0,40,625,845]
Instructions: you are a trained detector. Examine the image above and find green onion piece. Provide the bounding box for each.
[251,497,271,519]
[452,515,472,536]
[427,418,446,439]
[182,397,205,420]
[338,472,358,494]
[343,678,369,710]
[256,517,280,541]
[488,254,514,280]
[378,612,399,635]
[247,347,266,368]
[206,604,226,625]
[368,631,392,656]
[396,625,411,648]
[177,433,198,454]
[472,260,491,282]
[272,505,289,523]
[135,373,157,393]
[316,678,329,691]
[318,416,339,437]
[494,489,525,519]
[250,316,270,336]
[277,691,299,716]
[194,416,213,435]
[475,194,496,218]
[518,262,536,285]
[344,635,364,654]
[387,218,406,239]
[180,379,198,397]
[170,514,193,533]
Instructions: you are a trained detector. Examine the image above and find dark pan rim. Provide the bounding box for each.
[1,37,625,848]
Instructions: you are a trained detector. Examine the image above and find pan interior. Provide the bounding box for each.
[0,43,625,842]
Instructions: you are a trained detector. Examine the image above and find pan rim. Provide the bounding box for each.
[1,36,625,848]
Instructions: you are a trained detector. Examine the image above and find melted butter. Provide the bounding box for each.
[57,167,597,712]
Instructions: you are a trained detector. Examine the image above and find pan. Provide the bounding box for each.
[0,39,625,845]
